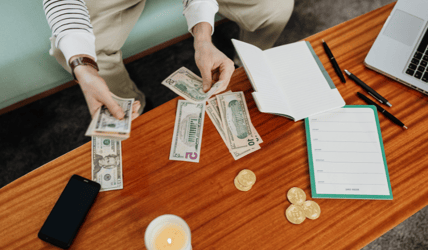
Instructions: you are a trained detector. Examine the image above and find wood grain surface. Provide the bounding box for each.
[1,2,427,249]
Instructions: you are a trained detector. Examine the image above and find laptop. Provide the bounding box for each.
[365,0,428,95]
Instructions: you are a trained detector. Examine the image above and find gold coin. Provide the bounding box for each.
[299,200,321,220]
[236,169,256,187]
[234,177,252,191]
[287,187,306,205]
[285,204,306,225]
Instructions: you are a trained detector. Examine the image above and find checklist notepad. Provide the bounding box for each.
[232,39,345,121]
[305,105,393,200]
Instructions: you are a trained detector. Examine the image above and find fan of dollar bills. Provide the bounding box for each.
[165,67,262,163]
[89,66,262,191]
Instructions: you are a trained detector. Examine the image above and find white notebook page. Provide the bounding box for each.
[308,108,390,196]
[264,42,345,121]
[232,39,292,116]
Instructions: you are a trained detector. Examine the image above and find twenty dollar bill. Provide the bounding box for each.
[86,95,134,141]
[91,136,123,192]
[170,100,206,163]
[162,67,222,103]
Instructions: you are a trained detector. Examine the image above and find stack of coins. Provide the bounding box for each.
[285,187,321,225]
[234,169,256,192]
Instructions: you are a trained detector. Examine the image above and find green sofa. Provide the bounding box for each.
[0,0,223,111]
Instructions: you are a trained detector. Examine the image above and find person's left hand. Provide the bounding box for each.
[193,23,235,94]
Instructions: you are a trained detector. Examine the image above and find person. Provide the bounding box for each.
[43,0,294,120]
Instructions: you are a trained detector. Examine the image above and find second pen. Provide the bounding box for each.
[344,69,392,107]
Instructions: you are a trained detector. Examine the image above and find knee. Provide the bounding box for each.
[240,0,294,32]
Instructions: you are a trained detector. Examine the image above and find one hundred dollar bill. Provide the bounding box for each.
[217,91,259,152]
[91,136,123,192]
[170,100,206,163]
[85,95,134,141]
[162,67,223,103]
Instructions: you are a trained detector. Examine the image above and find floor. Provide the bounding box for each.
[0,0,426,249]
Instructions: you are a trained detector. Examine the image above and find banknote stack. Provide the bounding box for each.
[164,66,262,162]
[85,95,134,141]
[207,91,262,160]
[285,187,321,224]
[91,136,123,192]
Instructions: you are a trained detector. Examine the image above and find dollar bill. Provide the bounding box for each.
[207,95,222,115]
[170,100,206,163]
[206,101,228,147]
[207,96,263,145]
[162,67,223,103]
[91,136,123,192]
[85,95,134,141]
[207,100,261,160]
[230,143,261,160]
[217,91,259,152]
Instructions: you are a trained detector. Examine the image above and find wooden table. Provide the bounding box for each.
[1,2,427,249]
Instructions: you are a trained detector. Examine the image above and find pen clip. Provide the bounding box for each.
[368,92,384,104]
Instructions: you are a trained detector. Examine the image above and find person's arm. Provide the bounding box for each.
[43,0,140,119]
[183,0,234,93]
[43,0,97,68]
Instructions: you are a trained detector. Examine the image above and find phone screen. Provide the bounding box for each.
[39,175,100,248]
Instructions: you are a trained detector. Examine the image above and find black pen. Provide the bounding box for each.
[322,39,346,83]
[357,92,407,129]
[345,69,392,107]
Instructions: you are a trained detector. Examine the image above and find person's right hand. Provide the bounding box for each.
[74,64,125,120]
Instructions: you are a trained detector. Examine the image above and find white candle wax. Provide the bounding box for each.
[145,214,192,250]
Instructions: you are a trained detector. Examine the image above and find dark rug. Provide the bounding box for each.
[0,0,426,249]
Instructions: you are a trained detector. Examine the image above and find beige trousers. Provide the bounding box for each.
[52,0,294,114]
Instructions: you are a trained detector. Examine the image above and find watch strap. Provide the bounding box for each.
[70,57,99,81]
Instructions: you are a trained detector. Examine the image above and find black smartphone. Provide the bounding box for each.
[38,174,100,249]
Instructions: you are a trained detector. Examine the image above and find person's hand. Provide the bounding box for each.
[72,57,141,120]
[193,23,235,93]
[131,100,141,121]
[74,65,125,119]
[109,92,141,121]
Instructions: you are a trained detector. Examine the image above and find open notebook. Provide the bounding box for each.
[232,39,345,121]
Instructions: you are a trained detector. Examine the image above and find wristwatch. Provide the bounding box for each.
[69,57,99,82]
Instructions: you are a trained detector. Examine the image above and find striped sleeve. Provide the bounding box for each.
[183,0,219,35]
[43,0,97,65]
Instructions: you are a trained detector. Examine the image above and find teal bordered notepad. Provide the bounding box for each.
[305,105,393,200]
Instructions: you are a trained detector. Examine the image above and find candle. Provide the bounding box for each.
[145,214,192,250]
